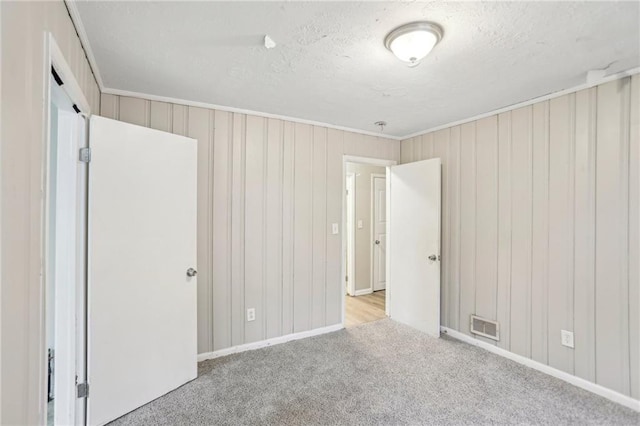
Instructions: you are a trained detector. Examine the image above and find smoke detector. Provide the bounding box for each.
[374,121,387,131]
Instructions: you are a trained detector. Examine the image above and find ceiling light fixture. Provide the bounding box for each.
[384,22,443,66]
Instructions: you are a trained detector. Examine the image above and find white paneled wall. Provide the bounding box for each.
[1,1,101,423]
[100,94,400,353]
[401,75,639,399]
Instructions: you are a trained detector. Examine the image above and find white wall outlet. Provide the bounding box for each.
[561,330,574,348]
[247,308,256,322]
[357,219,363,229]
[332,223,339,235]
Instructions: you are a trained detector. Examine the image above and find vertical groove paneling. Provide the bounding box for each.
[150,101,172,132]
[172,105,188,137]
[459,122,476,335]
[547,94,575,374]
[497,112,512,351]
[212,111,232,350]
[293,123,313,333]
[401,137,412,163]
[100,93,118,119]
[399,76,637,398]
[343,132,362,157]
[231,114,246,346]
[413,136,422,160]
[244,115,266,343]
[619,80,632,396]
[312,127,328,329]
[449,126,461,330]
[629,74,640,399]
[119,96,148,127]
[208,110,215,349]
[510,106,533,357]
[595,78,631,394]
[187,107,213,353]
[573,87,597,382]
[404,138,415,162]
[265,119,283,339]
[530,100,550,364]
[326,129,344,326]
[281,122,295,334]
[474,116,499,342]
[424,133,434,159]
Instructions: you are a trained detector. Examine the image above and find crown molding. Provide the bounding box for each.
[401,67,640,141]
[104,66,640,142]
[102,87,403,140]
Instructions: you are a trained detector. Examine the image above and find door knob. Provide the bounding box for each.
[428,255,437,261]
[375,240,380,245]
[186,268,197,277]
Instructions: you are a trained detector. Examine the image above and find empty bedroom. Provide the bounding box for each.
[1,1,639,425]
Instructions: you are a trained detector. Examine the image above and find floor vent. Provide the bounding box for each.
[470,315,500,341]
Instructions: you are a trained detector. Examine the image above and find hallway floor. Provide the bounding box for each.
[345,290,386,327]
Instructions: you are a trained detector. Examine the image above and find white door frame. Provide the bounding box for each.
[345,172,356,296]
[341,156,397,326]
[42,33,91,426]
[370,173,386,292]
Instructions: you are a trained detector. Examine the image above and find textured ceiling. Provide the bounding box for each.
[75,1,640,137]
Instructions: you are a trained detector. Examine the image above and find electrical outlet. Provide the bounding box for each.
[561,330,574,348]
[247,308,256,322]
[332,223,339,235]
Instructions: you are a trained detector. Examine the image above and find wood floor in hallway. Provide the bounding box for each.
[345,290,386,328]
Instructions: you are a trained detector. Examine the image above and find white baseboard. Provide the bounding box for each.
[197,323,344,362]
[354,288,373,296]
[440,326,640,412]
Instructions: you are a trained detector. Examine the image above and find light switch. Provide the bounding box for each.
[332,223,339,235]
[357,220,363,229]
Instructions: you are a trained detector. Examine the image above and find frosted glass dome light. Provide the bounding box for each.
[385,22,443,65]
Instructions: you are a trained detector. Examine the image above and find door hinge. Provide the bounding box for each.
[345,275,348,282]
[79,147,91,163]
[76,382,89,398]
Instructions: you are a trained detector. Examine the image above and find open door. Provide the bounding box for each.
[388,158,441,337]
[87,116,198,425]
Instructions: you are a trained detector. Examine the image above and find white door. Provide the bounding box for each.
[388,158,441,337]
[87,116,198,425]
[372,175,386,291]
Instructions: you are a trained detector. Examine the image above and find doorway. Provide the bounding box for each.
[45,71,89,426]
[342,156,396,328]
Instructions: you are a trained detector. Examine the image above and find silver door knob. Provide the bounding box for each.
[186,268,197,277]
[375,240,380,245]
[428,255,437,261]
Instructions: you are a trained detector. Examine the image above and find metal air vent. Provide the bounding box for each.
[470,315,499,341]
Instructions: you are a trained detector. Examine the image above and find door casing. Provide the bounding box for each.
[42,33,92,426]
[345,172,356,296]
